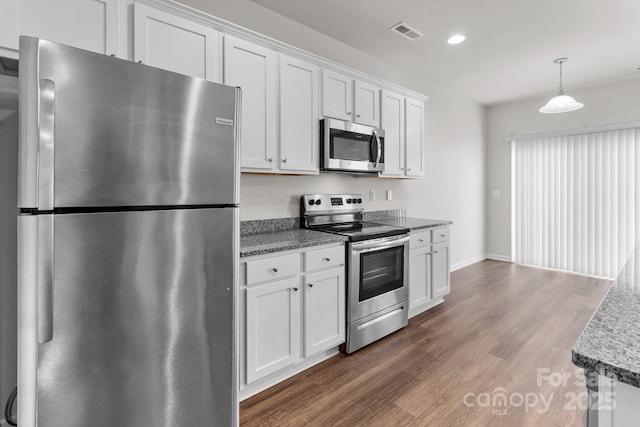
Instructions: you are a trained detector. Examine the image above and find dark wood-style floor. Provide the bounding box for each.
[240,260,611,426]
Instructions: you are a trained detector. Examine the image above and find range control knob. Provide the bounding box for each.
[357,198,363,203]
[346,199,352,204]
[315,199,321,205]
[308,199,315,206]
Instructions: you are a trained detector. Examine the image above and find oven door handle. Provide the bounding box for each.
[351,235,410,253]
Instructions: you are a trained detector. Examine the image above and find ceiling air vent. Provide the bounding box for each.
[389,22,424,41]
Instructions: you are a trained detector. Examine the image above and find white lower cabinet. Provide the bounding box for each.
[409,227,450,318]
[303,267,345,357]
[241,243,345,399]
[245,276,301,384]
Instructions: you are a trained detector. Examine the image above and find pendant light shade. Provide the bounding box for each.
[539,58,584,114]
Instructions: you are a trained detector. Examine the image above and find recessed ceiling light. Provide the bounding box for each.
[447,34,466,45]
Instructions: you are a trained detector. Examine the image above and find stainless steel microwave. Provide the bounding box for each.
[320,118,385,174]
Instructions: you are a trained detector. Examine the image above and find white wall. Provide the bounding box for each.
[487,77,640,259]
[178,0,487,268]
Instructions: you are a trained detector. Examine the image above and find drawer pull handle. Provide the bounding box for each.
[418,239,424,243]
[272,267,278,273]
[308,283,314,288]
[268,157,273,162]
[322,257,330,262]
[440,234,446,238]
[292,287,299,292]
[433,250,439,254]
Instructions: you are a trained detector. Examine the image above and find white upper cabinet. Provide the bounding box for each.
[223,35,277,171]
[133,3,219,81]
[0,0,120,57]
[322,69,380,127]
[354,80,380,127]
[279,54,319,174]
[321,69,353,122]
[405,97,425,178]
[380,89,406,177]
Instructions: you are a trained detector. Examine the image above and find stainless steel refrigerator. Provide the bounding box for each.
[16,37,240,426]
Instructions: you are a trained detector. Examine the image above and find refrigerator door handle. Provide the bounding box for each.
[39,78,55,211]
[37,215,54,343]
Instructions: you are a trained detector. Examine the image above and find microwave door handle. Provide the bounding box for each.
[373,130,382,168]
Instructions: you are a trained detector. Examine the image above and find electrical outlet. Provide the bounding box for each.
[370,190,376,201]
[386,190,393,201]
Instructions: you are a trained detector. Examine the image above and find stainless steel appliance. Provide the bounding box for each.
[16,37,240,427]
[301,194,409,354]
[320,118,385,174]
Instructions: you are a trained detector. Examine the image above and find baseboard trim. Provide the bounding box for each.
[486,253,513,263]
[450,254,487,272]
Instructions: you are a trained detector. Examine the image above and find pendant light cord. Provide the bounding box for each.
[4,384,17,426]
[557,59,565,95]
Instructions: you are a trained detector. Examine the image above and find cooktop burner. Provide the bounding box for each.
[312,221,408,242]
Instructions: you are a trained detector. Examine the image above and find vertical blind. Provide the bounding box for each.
[513,127,640,278]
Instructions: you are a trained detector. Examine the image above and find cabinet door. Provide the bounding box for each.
[405,97,425,177]
[246,276,301,384]
[354,80,380,127]
[133,3,219,81]
[303,267,345,357]
[380,89,405,177]
[409,249,431,312]
[224,35,277,171]
[2,0,120,57]
[280,54,319,174]
[432,242,450,299]
[322,69,353,121]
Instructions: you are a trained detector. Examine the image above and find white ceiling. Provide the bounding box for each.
[251,0,640,105]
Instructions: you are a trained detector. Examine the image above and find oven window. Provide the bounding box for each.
[359,246,404,301]
[330,130,373,162]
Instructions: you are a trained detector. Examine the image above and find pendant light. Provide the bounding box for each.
[539,57,584,114]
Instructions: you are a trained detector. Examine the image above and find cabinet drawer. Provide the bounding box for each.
[432,227,449,244]
[246,253,300,286]
[410,230,430,249]
[305,245,344,272]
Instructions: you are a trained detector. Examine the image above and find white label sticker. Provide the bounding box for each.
[215,118,234,126]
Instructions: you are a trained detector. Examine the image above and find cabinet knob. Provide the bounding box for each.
[272,267,278,272]
[347,112,352,115]
[282,158,287,163]
[356,114,361,118]
[322,257,330,262]
[433,250,439,254]
[137,60,143,64]
[407,168,411,171]
[292,287,299,292]
[440,234,446,237]
[427,252,432,256]
[418,239,424,243]
[110,54,116,57]
[308,283,314,288]
[268,157,273,162]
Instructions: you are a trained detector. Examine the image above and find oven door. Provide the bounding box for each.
[348,234,409,321]
[322,118,384,173]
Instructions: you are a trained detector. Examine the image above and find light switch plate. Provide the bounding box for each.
[386,190,393,201]
[370,190,376,201]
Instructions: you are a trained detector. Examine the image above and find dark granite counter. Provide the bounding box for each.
[366,216,452,231]
[240,217,346,258]
[572,249,640,387]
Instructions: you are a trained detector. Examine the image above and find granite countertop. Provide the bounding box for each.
[572,248,640,387]
[365,216,452,231]
[240,229,346,258]
[239,211,451,257]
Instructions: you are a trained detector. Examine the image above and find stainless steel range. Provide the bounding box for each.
[301,194,410,354]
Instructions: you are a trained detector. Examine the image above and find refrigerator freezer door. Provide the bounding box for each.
[20,209,237,426]
[18,37,240,209]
